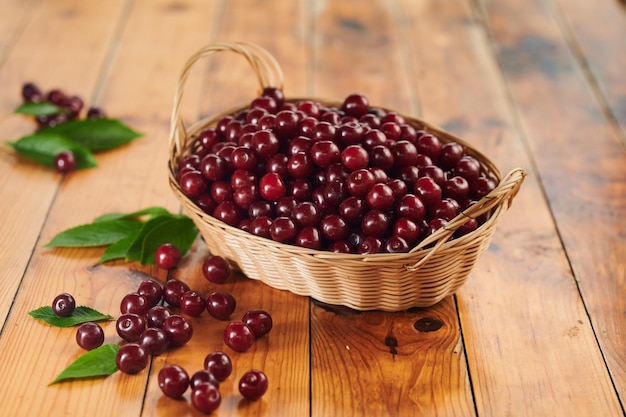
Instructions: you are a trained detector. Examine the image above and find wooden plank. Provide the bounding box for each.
[0,0,220,415]
[310,1,475,416]
[400,0,624,415]
[474,0,626,410]
[0,0,129,329]
[550,0,626,140]
[0,0,41,62]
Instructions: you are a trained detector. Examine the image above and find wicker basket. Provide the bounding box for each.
[168,42,526,311]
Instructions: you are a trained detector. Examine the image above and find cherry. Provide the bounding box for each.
[455,156,481,182]
[116,313,146,342]
[116,343,148,374]
[190,370,220,389]
[154,243,181,269]
[22,82,43,102]
[310,140,341,168]
[393,217,420,244]
[179,170,208,197]
[357,236,383,254]
[292,201,320,227]
[295,226,322,250]
[191,382,221,414]
[224,321,255,352]
[162,315,193,347]
[158,364,189,398]
[320,214,349,241]
[260,172,287,201]
[202,255,231,284]
[341,93,369,118]
[146,305,172,329]
[54,151,76,173]
[52,293,75,317]
[384,236,410,253]
[361,210,389,238]
[137,280,163,308]
[204,351,233,382]
[346,169,375,198]
[180,290,206,317]
[206,290,236,320]
[242,309,273,338]
[120,293,149,315]
[76,322,104,350]
[239,370,269,401]
[139,327,169,356]
[365,183,395,211]
[269,216,297,243]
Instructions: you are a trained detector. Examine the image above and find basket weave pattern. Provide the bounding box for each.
[169,42,526,311]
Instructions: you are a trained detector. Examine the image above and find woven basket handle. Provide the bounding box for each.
[169,42,284,156]
[406,167,527,270]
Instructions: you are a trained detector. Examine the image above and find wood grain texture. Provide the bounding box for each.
[311,300,474,417]
[477,0,626,408]
[402,0,624,415]
[551,0,626,140]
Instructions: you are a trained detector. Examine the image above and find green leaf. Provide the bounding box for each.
[39,118,142,152]
[97,235,135,264]
[29,306,114,328]
[50,344,121,384]
[15,101,64,116]
[8,132,97,169]
[138,216,198,265]
[124,216,178,262]
[45,219,142,247]
[94,206,172,223]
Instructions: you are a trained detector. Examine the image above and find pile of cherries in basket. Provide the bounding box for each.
[176,88,497,254]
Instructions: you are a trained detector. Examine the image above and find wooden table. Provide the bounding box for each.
[1,0,625,416]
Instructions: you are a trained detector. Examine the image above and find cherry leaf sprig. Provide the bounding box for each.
[8,118,141,170]
[49,344,121,385]
[45,206,198,265]
[28,306,113,328]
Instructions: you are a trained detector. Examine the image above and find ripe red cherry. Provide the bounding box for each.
[206,290,237,320]
[224,321,255,352]
[295,227,321,250]
[341,145,369,171]
[346,169,375,198]
[162,315,193,347]
[202,255,231,284]
[242,309,273,338]
[139,327,169,356]
[158,364,189,398]
[341,93,369,118]
[414,176,442,207]
[137,280,163,307]
[54,151,76,173]
[191,382,221,414]
[163,279,190,307]
[76,322,104,350]
[365,183,395,211]
[269,216,297,243]
[180,290,207,317]
[310,140,341,168]
[52,293,75,317]
[204,351,233,382]
[361,210,389,237]
[252,130,280,159]
[120,292,149,316]
[260,172,287,201]
[154,243,181,269]
[116,343,148,374]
